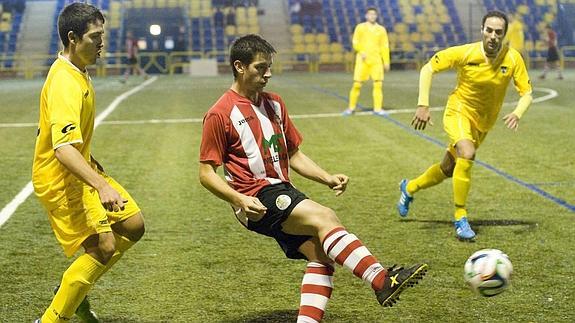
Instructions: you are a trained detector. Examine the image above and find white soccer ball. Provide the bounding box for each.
[464,249,513,297]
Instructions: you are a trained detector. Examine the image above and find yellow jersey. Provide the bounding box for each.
[32,54,96,209]
[352,22,390,65]
[506,20,525,52]
[429,42,531,132]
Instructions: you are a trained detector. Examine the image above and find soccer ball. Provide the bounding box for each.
[464,249,513,297]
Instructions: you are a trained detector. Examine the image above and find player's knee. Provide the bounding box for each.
[441,164,454,177]
[352,81,362,89]
[458,149,475,160]
[98,238,116,264]
[316,207,341,228]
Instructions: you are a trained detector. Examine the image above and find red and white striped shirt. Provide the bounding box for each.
[200,89,303,196]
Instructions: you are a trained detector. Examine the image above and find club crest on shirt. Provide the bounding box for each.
[275,194,292,211]
[501,66,508,74]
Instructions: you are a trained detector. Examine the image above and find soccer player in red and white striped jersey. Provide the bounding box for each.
[199,34,427,321]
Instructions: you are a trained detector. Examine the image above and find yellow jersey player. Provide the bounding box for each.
[33,3,145,322]
[506,13,528,66]
[342,7,390,116]
[396,11,532,241]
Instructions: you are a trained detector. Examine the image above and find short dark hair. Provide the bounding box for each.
[58,3,105,48]
[229,34,276,79]
[366,7,378,14]
[482,10,508,35]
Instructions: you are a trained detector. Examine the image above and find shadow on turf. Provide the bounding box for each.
[400,218,538,234]
[224,310,298,323]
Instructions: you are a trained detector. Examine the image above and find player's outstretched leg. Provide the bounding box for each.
[322,227,427,307]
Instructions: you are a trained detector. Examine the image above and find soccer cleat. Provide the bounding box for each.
[34,320,41,323]
[397,179,413,217]
[53,285,99,322]
[376,264,428,307]
[372,109,388,116]
[342,108,355,116]
[454,217,476,241]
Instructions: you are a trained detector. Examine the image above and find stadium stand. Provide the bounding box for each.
[0,0,25,67]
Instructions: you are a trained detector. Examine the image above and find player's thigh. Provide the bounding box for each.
[353,58,370,81]
[298,237,333,264]
[282,199,341,236]
[369,64,384,81]
[101,173,144,240]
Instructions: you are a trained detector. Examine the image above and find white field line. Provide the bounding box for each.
[0,76,158,228]
[0,87,558,128]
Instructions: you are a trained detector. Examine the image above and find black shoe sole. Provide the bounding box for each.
[381,264,428,308]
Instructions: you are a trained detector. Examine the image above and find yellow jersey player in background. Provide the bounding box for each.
[342,7,390,116]
[506,13,528,67]
[32,3,145,322]
[396,11,532,241]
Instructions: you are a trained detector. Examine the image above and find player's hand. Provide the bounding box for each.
[360,53,367,61]
[237,195,267,221]
[503,113,520,131]
[384,63,390,72]
[328,174,349,196]
[411,105,434,130]
[97,184,127,212]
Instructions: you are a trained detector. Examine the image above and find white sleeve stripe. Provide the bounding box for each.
[53,140,83,150]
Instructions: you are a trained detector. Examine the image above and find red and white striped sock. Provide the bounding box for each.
[297,262,334,323]
[322,227,387,291]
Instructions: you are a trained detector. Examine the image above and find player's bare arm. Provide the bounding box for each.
[412,105,433,130]
[55,144,126,212]
[199,162,267,220]
[289,149,349,196]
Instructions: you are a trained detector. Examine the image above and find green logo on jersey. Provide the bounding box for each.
[263,133,284,152]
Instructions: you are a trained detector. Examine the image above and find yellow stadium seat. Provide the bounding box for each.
[318,43,330,53]
[535,41,546,51]
[394,23,407,33]
[236,25,248,34]
[225,25,236,36]
[305,43,317,53]
[294,43,306,54]
[292,34,304,44]
[439,14,451,24]
[319,53,331,63]
[330,43,343,53]
[332,52,344,63]
[304,33,316,44]
[516,5,529,15]
[290,24,303,35]
[144,0,155,7]
[401,42,416,52]
[415,14,426,24]
[247,7,257,18]
[398,33,409,43]
[133,0,143,8]
[525,40,534,51]
[316,33,328,44]
[157,0,167,7]
[430,23,442,33]
[410,33,421,42]
[421,33,434,42]
[535,0,544,5]
[543,12,554,23]
[237,7,246,18]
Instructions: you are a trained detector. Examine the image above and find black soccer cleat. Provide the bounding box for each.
[375,263,428,307]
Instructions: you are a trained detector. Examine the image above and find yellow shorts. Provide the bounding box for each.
[443,108,488,156]
[46,172,140,257]
[353,55,384,82]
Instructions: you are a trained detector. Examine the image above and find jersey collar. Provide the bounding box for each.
[58,52,90,77]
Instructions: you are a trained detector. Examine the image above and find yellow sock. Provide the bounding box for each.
[373,81,383,111]
[453,158,474,220]
[41,254,105,323]
[348,81,361,110]
[94,233,136,281]
[406,163,448,195]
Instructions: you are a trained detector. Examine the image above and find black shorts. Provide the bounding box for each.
[547,47,560,62]
[127,57,138,65]
[247,183,311,260]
